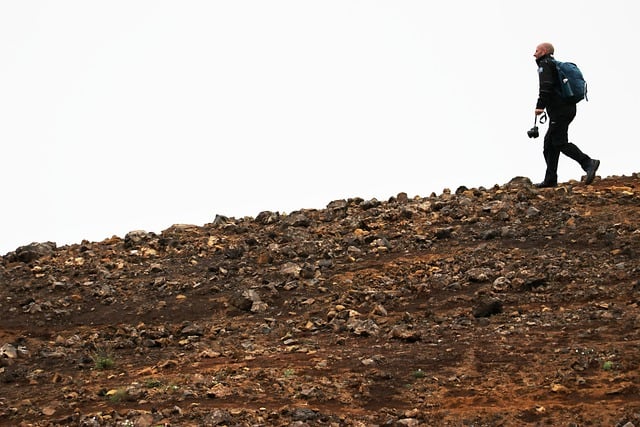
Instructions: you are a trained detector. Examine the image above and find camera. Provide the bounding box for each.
[528,111,546,139]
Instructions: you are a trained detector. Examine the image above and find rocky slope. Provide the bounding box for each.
[1,173,640,426]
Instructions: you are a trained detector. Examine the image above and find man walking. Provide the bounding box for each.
[533,42,600,188]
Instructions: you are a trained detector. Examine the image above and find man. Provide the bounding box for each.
[533,42,600,188]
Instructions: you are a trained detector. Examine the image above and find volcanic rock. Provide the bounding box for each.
[1,173,640,426]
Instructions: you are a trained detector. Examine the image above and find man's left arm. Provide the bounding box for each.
[535,60,555,114]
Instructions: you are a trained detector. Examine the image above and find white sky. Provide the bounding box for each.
[1,1,638,254]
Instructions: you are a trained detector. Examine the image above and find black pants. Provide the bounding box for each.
[542,103,592,184]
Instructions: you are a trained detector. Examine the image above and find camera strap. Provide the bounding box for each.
[536,111,548,125]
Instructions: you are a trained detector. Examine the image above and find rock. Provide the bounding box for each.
[41,405,56,416]
[0,365,26,383]
[291,408,318,421]
[397,419,421,426]
[280,262,302,277]
[255,211,280,225]
[13,242,56,263]
[299,386,323,399]
[251,300,268,313]
[212,214,230,225]
[390,326,421,342]
[506,176,533,188]
[124,230,153,247]
[492,276,511,291]
[204,409,232,425]
[180,323,203,336]
[434,227,453,239]
[481,229,501,240]
[346,318,379,336]
[466,267,493,282]
[472,298,503,318]
[283,212,311,227]
[133,413,155,427]
[206,383,233,398]
[526,206,541,217]
[0,343,18,359]
[522,277,547,290]
[229,290,257,311]
[550,383,571,394]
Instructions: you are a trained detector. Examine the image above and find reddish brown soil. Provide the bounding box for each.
[2,174,640,426]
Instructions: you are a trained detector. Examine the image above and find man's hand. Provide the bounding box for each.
[535,109,545,115]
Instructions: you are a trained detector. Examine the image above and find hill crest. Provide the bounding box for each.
[2,173,640,425]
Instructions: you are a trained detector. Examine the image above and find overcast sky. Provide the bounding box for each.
[1,1,638,254]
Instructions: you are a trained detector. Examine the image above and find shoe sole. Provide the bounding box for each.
[585,160,600,185]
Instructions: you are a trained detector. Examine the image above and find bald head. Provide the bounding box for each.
[534,42,554,59]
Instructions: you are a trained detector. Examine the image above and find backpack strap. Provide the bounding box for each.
[584,81,588,102]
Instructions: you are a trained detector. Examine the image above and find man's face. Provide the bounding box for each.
[534,45,547,59]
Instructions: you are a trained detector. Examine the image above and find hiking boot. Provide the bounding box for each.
[584,159,600,185]
[535,181,557,188]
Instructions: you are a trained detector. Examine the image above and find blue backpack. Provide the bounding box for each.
[553,59,588,103]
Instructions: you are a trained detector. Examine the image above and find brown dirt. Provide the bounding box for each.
[2,173,640,426]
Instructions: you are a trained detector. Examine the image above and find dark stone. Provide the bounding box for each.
[473,298,503,318]
[14,242,56,263]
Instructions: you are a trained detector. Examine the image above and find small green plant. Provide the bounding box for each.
[602,361,614,371]
[283,368,296,378]
[91,347,115,370]
[412,369,426,379]
[108,388,128,403]
[144,378,163,388]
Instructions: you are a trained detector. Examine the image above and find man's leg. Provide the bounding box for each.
[552,117,600,184]
[552,109,593,172]
[539,128,560,186]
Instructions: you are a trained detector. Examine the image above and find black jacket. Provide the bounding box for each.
[535,54,574,115]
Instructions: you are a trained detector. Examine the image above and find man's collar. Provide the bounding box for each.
[536,53,553,65]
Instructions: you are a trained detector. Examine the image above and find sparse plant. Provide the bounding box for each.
[144,378,163,388]
[90,346,115,370]
[412,368,426,379]
[283,368,296,378]
[602,360,614,371]
[108,388,128,403]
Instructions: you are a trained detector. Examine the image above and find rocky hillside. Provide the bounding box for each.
[1,173,640,426]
